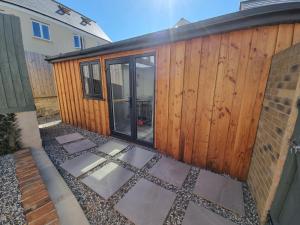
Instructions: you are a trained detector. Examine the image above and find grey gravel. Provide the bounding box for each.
[40,123,259,225]
[0,154,26,225]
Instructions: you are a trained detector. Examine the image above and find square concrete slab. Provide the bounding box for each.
[81,162,134,200]
[97,140,129,156]
[60,153,106,177]
[55,133,84,144]
[115,178,176,225]
[182,202,236,225]
[193,170,245,216]
[63,139,97,154]
[149,157,191,187]
[117,146,155,169]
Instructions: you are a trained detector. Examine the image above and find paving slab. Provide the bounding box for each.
[63,139,97,154]
[149,157,191,187]
[115,178,176,225]
[182,202,236,225]
[97,140,129,156]
[193,170,245,216]
[81,162,134,200]
[60,153,106,177]
[117,146,155,169]
[55,133,84,144]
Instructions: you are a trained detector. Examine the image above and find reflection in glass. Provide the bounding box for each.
[92,63,101,95]
[135,56,155,143]
[82,65,90,95]
[109,63,131,136]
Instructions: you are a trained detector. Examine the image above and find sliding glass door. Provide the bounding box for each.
[106,53,155,146]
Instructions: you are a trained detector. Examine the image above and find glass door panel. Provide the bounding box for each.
[109,63,131,136]
[135,55,155,144]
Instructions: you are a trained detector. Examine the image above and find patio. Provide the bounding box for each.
[41,123,258,225]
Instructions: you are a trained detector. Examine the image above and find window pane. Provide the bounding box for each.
[74,36,81,48]
[41,25,50,40]
[32,21,41,38]
[135,55,155,143]
[82,65,90,95]
[92,64,101,95]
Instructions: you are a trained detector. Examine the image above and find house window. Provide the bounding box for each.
[80,61,103,99]
[32,21,50,40]
[73,35,82,49]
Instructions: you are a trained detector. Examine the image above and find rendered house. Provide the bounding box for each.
[0,0,111,119]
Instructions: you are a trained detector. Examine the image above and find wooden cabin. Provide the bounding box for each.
[47,3,300,181]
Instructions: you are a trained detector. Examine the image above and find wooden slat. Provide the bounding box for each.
[3,15,26,107]
[89,100,96,132]
[73,60,86,129]
[66,62,77,126]
[69,61,81,126]
[206,33,231,172]
[230,26,278,179]
[52,65,63,120]
[0,14,10,109]
[58,62,69,123]
[180,38,202,163]
[192,34,221,167]
[166,41,186,159]
[62,62,74,124]
[56,63,65,122]
[223,29,253,174]
[11,16,34,106]
[293,23,300,44]
[155,45,171,152]
[275,24,294,54]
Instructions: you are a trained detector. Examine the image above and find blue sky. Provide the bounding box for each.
[59,0,240,42]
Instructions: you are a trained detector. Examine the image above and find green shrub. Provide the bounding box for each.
[0,113,22,155]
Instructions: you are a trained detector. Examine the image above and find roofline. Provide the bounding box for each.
[46,2,300,63]
[0,0,111,42]
[51,0,95,23]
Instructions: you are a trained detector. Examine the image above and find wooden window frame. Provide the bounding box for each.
[80,61,103,100]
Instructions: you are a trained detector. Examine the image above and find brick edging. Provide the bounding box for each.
[14,149,60,225]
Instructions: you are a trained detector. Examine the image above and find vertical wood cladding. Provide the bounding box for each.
[53,24,300,180]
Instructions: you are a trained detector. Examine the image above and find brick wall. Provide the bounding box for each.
[34,96,59,118]
[247,43,300,223]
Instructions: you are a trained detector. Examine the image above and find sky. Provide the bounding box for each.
[59,0,241,42]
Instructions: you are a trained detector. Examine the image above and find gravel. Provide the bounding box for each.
[41,123,259,225]
[0,154,26,225]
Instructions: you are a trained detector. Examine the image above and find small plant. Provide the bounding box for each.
[0,113,22,155]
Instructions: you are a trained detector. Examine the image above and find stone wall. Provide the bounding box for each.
[247,43,300,223]
[34,97,59,119]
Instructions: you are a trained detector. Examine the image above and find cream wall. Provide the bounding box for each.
[16,111,42,150]
[0,3,109,56]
